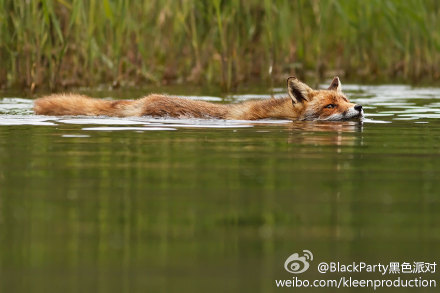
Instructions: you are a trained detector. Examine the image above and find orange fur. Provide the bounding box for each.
[34,77,363,121]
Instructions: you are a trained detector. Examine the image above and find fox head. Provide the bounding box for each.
[287,77,363,121]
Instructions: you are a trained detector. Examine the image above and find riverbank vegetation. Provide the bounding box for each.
[1,0,439,91]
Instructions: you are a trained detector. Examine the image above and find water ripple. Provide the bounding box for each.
[1,84,440,130]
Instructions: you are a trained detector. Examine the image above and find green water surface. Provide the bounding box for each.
[0,84,439,292]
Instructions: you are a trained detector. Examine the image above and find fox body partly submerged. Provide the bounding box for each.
[34,77,363,121]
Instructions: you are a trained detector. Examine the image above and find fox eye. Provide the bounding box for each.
[325,104,336,109]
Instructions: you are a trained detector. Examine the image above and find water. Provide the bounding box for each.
[1,84,440,292]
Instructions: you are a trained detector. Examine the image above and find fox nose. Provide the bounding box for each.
[354,104,363,112]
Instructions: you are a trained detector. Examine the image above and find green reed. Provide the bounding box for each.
[0,0,439,91]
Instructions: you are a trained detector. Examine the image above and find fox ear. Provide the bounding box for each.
[328,76,342,93]
[287,77,313,104]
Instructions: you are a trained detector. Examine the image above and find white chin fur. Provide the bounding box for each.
[345,107,363,118]
[322,113,345,121]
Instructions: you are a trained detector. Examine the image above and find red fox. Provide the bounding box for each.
[34,77,363,121]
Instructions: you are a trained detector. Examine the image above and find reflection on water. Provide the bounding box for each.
[1,85,440,292]
[286,121,363,146]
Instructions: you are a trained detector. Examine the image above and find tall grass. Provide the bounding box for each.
[0,0,439,91]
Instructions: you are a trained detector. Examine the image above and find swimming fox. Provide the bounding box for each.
[33,77,363,121]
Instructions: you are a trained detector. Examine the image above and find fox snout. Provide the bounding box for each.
[354,104,363,112]
[353,104,364,118]
[342,104,363,120]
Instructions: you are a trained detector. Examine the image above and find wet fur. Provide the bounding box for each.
[34,94,299,120]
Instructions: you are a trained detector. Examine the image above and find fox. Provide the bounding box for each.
[33,77,363,121]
